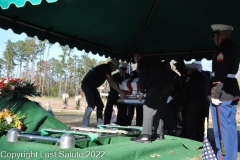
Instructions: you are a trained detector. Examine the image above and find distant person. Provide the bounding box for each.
[110,105,118,124]
[81,59,126,127]
[62,91,69,109]
[210,24,240,160]
[43,102,54,116]
[75,93,81,110]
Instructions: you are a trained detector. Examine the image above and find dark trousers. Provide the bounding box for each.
[117,104,135,126]
[76,100,80,110]
[81,84,104,126]
[104,96,117,125]
[164,104,177,130]
[134,105,143,126]
[181,106,208,142]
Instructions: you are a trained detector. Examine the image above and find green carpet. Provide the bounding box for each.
[0,98,202,160]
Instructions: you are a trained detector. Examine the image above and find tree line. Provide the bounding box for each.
[3,37,240,99]
[1,37,110,97]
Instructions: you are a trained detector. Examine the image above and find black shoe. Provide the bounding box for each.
[130,134,151,143]
[157,134,165,140]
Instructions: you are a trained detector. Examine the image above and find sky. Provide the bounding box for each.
[0,28,107,62]
[0,28,212,71]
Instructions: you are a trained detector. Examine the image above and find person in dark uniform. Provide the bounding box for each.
[127,68,143,126]
[131,53,175,143]
[81,59,126,127]
[210,24,240,160]
[161,60,184,135]
[193,61,212,123]
[179,64,210,142]
[172,59,188,130]
[104,62,131,125]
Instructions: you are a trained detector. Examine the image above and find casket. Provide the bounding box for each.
[118,78,143,104]
[117,96,145,105]
[118,78,173,104]
[119,77,140,95]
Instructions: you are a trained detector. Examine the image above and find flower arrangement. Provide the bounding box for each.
[0,107,26,137]
[0,78,41,101]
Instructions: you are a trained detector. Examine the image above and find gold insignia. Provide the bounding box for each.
[216,53,224,62]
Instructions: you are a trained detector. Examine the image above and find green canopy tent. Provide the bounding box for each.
[1,1,232,159]
[1,0,240,62]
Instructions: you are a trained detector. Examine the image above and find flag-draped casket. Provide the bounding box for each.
[119,78,140,95]
[118,78,144,104]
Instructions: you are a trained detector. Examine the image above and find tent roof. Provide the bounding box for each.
[1,0,240,61]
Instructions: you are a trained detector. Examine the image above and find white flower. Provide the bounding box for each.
[22,82,27,87]
[30,80,35,84]
[3,80,9,84]
[5,116,13,124]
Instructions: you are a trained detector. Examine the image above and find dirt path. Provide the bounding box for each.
[29,96,130,127]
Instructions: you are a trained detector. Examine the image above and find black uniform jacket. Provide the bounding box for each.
[211,39,240,101]
[181,71,210,108]
[138,57,176,109]
[108,72,131,99]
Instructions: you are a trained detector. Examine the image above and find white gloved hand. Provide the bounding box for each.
[167,96,173,103]
[211,98,222,105]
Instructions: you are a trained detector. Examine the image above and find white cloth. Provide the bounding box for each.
[211,98,222,105]
[62,93,69,100]
[75,95,81,101]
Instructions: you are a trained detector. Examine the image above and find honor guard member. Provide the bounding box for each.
[193,61,212,122]
[104,62,131,125]
[162,60,184,135]
[81,59,126,127]
[180,64,209,142]
[131,53,175,143]
[210,24,240,160]
[128,68,144,126]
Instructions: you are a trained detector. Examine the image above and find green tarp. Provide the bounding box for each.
[1,0,240,61]
[0,98,203,160]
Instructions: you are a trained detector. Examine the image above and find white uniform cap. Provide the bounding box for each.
[119,62,128,68]
[192,61,202,72]
[211,24,233,32]
[110,59,119,67]
[185,64,199,69]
